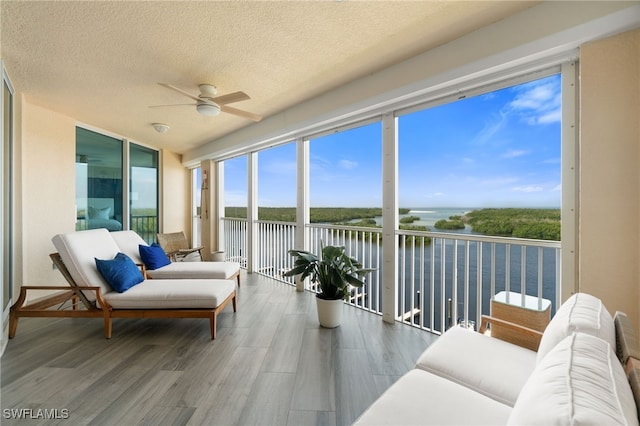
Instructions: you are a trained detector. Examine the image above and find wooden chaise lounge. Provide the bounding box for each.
[9,229,237,340]
[110,230,241,286]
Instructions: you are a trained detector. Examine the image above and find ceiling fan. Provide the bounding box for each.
[151,83,262,122]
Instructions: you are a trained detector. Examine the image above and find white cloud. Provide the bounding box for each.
[480,176,519,186]
[473,111,508,145]
[509,79,561,125]
[339,159,358,170]
[552,184,561,192]
[513,185,543,193]
[501,149,529,159]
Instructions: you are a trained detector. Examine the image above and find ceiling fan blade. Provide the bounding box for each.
[149,103,196,108]
[158,83,201,102]
[221,105,262,122]
[210,91,250,105]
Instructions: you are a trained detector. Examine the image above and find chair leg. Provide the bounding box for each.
[8,311,18,339]
[104,315,112,339]
[232,295,237,312]
[210,313,216,340]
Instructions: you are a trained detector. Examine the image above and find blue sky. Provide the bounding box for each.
[225,74,561,208]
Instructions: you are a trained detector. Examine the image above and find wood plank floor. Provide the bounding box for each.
[1,272,436,425]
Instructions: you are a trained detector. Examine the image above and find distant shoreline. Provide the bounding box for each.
[224,206,561,241]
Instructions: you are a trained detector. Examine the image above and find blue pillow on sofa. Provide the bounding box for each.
[139,243,171,270]
[95,252,144,293]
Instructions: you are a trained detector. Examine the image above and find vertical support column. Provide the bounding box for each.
[215,161,225,253]
[200,159,214,261]
[561,61,579,306]
[121,139,130,230]
[247,152,258,273]
[381,113,398,324]
[295,138,310,292]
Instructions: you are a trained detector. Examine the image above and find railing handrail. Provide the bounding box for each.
[255,219,299,226]
[397,228,561,248]
[306,222,383,234]
[222,217,248,222]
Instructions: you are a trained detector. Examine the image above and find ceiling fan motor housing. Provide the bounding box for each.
[198,84,218,99]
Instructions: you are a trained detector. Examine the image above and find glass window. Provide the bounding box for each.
[223,156,248,218]
[3,75,13,311]
[130,143,158,244]
[192,167,202,247]
[258,143,296,221]
[309,122,382,220]
[75,127,123,232]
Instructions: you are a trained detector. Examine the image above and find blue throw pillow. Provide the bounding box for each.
[95,252,144,293]
[139,243,171,270]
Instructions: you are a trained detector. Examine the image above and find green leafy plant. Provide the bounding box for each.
[284,244,375,301]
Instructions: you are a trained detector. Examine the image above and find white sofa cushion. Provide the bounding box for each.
[508,332,639,426]
[52,228,119,298]
[103,278,236,309]
[110,230,152,264]
[415,325,537,406]
[146,261,240,280]
[537,292,615,363]
[353,369,512,425]
[111,230,240,280]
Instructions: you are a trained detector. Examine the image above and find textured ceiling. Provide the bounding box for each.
[1,1,536,154]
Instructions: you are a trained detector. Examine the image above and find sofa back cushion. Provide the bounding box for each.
[52,228,120,298]
[508,332,639,426]
[110,230,147,264]
[537,292,615,363]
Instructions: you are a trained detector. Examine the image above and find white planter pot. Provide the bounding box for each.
[316,296,343,328]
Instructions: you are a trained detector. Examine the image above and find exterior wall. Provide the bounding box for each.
[579,29,640,328]
[19,101,76,290]
[160,149,191,241]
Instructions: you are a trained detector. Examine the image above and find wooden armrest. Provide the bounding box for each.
[136,263,148,279]
[479,314,544,339]
[177,247,203,254]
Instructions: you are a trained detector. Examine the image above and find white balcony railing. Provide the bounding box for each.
[221,217,561,335]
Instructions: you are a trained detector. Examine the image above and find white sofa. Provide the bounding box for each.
[111,230,241,285]
[9,228,237,340]
[354,293,640,425]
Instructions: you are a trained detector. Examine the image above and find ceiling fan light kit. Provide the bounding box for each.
[196,102,221,116]
[152,123,170,133]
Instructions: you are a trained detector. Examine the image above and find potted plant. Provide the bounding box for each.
[284,244,374,328]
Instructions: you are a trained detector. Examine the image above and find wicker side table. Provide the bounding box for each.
[490,291,551,351]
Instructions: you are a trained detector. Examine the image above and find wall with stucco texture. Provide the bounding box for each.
[160,149,191,241]
[20,101,76,290]
[579,28,640,328]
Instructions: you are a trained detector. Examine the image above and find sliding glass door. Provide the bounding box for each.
[130,143,158,243]
[75,127,123,232]
[2,66,14,317]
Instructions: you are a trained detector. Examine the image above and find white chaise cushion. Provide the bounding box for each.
[415,326,537,406]
[146,261,240,280]
[508,332,639,426]
[353,369,512,425]
[103,279,235,309]
[52,228,119,298]
[111,230,240,280]
[109,230,149,264]
[537,292,615,363]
